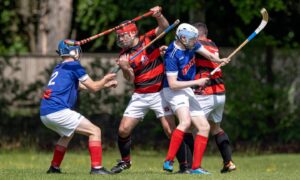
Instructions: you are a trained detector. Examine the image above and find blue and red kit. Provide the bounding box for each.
[163,41,201,87]
[40,60,87,116]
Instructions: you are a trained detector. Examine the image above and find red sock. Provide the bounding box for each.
[192,135,208,169]
[88,141,102,168]
[51,144,67,168]
[165,128,185,161]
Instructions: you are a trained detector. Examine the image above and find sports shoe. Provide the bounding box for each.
[163,160,174,172]
[46,166,61,174]
[191,168,211,175]
[176,163,191,174]
[111,160,131,173]
[221,161,236,173]
[90,167,112,175]
[176,168,192,174]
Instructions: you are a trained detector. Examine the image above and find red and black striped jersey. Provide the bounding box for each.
[119,29,164,94]
[194,38,225,95]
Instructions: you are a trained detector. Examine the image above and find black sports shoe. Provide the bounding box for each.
[176,163,191,174]
[220,161,236,173]
[176,168,192,174]
[47,166,61,174]
[111,160,131,173]
[90,167,112,175]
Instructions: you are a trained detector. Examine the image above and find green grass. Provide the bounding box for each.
[0,149,299,180]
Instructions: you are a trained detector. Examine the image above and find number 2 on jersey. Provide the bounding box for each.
[48,71,58,86]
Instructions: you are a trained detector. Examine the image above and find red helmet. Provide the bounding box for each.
[116,21,138,34]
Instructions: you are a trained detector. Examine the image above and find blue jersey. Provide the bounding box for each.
[163,41,201,88]
[40,61,88,116]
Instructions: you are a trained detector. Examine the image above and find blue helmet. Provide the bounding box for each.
[56,39,81,58]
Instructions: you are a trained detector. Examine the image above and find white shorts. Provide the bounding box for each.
[40,109,85,137]
[123,91,173,119]
[163,87,205,117]
[196,94,225,123]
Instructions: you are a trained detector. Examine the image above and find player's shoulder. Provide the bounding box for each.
[61,61,85,71]
[199,38,217,47]
[165,42,184,58]
[144,29,156,38]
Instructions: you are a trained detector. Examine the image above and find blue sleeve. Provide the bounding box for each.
[69,63,87,81]
[193,42,202,52]
[164,46,178,73]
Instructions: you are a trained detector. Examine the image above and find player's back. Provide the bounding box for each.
[195,38,225,95]
[40,61,85,116]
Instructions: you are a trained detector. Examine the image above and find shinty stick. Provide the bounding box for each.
[64,11,153,46]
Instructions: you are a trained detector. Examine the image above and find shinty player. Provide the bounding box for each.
[162,23,229,174]
[111,6,194,174]
[40,39,117,175]
[193,22,236,173]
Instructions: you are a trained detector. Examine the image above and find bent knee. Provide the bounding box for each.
[118,125,132,137]
[90,126,101,136]
[210,125,223,135]
[204,122,210,131]
[178,120,192,131]
[199,120,210,132]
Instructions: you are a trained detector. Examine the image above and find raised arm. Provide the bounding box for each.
[150,6,169,35]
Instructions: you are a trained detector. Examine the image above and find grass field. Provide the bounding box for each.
[0,149,299,180]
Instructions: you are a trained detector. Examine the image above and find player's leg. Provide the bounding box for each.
[159,115,193,173]
[111,92,147,173]
[47,135,73,173]
[41,109,82,174]
[163,107,191,172]
[188,92,210,174]
[159,115,175,138]
[154,91,192,173]
[190,114,210,174]
[157,92,194,169]
[75,117,111,174]
[210,122,235,173]
[209,94,236,173]
[110,116,140,173]
[162,88,192,172]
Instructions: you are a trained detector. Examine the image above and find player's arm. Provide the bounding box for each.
[81,73,117,93]
[167,73,209,90]
[150,6,169,35]
[196,46,229,64]
[79,82,88,90]
[118,54,134,82]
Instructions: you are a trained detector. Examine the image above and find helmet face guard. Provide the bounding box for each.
[116,22,138,49]
[176,23,199,49]
[116,32,136,49]
[56,39,82,60]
